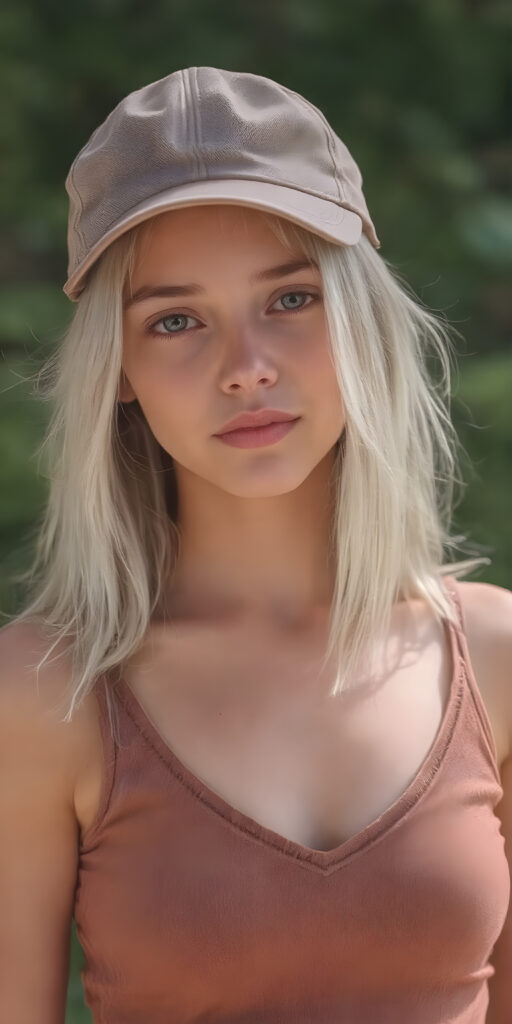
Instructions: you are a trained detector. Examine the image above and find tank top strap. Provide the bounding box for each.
[78,675,119,854]
[442,573,502,784]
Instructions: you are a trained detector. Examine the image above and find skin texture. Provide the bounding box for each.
[121,204,345,630]
[3,208,512,1024]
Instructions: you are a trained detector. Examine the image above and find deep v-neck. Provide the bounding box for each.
[112,606,464,876]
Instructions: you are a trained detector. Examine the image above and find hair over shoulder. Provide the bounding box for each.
[8,212,490,741]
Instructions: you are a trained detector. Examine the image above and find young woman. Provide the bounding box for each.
[1,66,511,1024]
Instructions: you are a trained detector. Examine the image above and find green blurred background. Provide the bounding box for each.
[0,0,510,1019]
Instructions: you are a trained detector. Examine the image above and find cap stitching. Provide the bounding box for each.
[64,68,377,294]
[67,116,112,259]
[68,159,86,257]
[193,67,208,180]
[73,172,348,251]
[64,171,357,300]
[278,83,345,206]
[182,68,202,181]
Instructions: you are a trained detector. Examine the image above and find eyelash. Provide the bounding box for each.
[144,290,319,339]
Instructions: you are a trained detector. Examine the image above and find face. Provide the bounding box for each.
[120,204,344,498]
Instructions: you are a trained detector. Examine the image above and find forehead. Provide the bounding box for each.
[123,204,318,305]
[129,205,311,286]
[138,203,281,245]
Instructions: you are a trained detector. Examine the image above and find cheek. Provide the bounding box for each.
[132,365,202,453]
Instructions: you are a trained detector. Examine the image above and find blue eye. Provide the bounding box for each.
[273,291,316,313]
[148,312,200,336]
[145,290,318,338]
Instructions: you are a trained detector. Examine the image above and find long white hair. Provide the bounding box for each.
[8,210,489,743]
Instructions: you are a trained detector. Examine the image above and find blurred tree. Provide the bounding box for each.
[0,2,510,1018]
[0,0,510,354]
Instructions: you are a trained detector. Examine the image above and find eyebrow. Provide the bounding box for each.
[123,258,319,310]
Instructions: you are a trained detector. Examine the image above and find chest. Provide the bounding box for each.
[74,602,502,853]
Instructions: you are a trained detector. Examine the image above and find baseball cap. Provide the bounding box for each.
[63,66,381,302]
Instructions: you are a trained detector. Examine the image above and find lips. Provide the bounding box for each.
[215,417,300,448]
[215,409,298,435]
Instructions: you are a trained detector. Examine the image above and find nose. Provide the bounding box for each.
[217,325,279,393]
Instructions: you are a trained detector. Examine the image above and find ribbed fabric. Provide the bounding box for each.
[73,576,510,1023]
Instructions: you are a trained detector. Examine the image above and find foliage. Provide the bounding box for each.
[0,0,509,1016]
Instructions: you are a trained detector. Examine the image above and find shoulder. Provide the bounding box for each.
[0,621,97,1017]
[452,579,512,761]
[0,619,99,807]
[453,578,512,651]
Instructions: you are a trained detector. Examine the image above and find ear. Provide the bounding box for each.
[118,370,137,403]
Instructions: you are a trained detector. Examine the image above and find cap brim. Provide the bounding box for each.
[63,177,364,301]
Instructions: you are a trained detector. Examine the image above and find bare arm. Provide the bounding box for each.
[460,584,512,1024]
[486,750,512,1024]
[0,622,85,1024]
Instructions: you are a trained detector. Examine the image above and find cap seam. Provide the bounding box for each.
[278,83,345,207]
[66,172,350,285]
[193,67,208,180]
[66,116,112,255]
[67,159,86,256]
[182,68,202,181]
[63,67,379,294]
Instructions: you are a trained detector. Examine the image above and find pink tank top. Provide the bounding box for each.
[73,576,510,1023]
